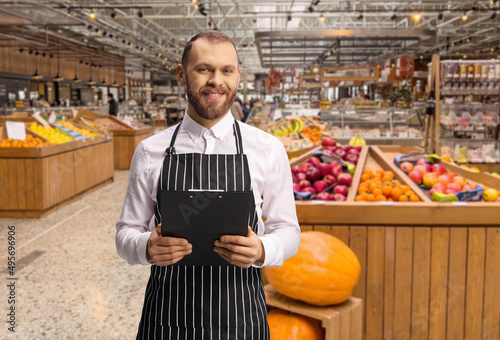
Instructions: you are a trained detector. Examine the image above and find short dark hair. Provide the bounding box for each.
[181,30,239,70]
[108,93,113,98]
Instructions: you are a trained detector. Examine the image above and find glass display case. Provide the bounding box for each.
[319,107,423,140]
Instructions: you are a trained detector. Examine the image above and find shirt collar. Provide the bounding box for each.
[182,110,235,142]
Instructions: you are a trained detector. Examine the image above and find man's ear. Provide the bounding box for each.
[177,64,186,86]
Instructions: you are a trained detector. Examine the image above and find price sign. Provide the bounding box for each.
[5,121,26,140]
[48,112,57,124]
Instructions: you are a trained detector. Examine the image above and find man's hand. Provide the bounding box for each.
[147,224,192,266]
[214,226,265,268]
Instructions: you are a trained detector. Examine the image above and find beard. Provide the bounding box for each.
[185,79,237,121]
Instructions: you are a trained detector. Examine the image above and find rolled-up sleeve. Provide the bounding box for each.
[257,140,301,268]
[115,142,155,266]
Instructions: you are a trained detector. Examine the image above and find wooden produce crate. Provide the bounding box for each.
[265,285,362,340]
[75,109,153,170]
[0,134,113,218]
[377,145,500,200]
[294,145,500,340]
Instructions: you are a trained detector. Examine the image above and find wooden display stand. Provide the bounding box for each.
[111,126,152,170]
[75,109,153,170]
[0,136,114,218]
[265,285,362,340]
[293,146,500,340]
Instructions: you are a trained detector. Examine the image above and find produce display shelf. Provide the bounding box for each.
[0,137,114,218]
[265,285,362,340]
[291,145,500,340]
[110,126,153,170]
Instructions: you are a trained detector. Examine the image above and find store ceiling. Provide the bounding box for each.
[1,0,500,81]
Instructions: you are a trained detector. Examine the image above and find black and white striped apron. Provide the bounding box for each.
[136,121,270,340]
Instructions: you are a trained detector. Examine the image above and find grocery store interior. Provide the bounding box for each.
[1,0,500,339]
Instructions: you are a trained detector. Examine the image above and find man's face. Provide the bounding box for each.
[178,39,240,121]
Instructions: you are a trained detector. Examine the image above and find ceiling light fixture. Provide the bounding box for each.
[413,13,422,23]
[491,11,497,19]
[253,15,257,23]
[73,74,80,83]
[319,13,325,23]
[110,9,117,18]
[87,77,95,85]
[308,6,314,13]
[312,0,320,5]
[438,12,444,20]
[138,9,143,18]
[357,13,364,20]
[192,0,198,4]
[287,13,292,21]
[391,13,397,21]
[32,69,43,80]
[462,12,468,21]
[89,10,97,20]
[101,79,107,86]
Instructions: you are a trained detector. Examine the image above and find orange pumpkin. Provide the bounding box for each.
[267,308,323,340]
[264,231,361,306]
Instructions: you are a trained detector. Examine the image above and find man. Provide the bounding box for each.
[108,93,119,116]
[116,30,300,339]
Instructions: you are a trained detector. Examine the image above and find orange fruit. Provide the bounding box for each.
[400,185,411,193]
[365,194,375,202]
[372,188,383,197]
[391,188,403,201]
[358,184,369,194]
[363,169,374,177]
[398,195,409,202]
[361,173,371,182]
[375,194,387,201]
[382,186,393,197]
[410,195,420,202]
[355,195,364,201]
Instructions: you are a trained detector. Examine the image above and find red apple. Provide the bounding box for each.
[352,146,362,152]
[299,180,311,189]
[409,170,423,185]
[337,173,353,187]
[315,192,331,201]
[444,188,458,195]
[306,167,321,182]
[323,174,336,187]
[432,163,447,175]
[423,173,438,189]
[342,145,353,153]
[323,149,333,156]
[334,185,349,196]
[293,184,301,192]
[300,162,311,173]
[447,182,461,193]
[320,163,333,177]
[413,165,428,175]
[345,153,359,164]
[429,182,446,196]
[462,184,477,191]
[333,148,347,160]
[452,175,467,188]
[416,158,428,166]
[347,149,360,157]
[308,157,321,167]
[321,137,336,147]
[296,172,306,182]
[332,193,346,201]
[301,187,316,195]
[291,166,302,174]
[313,180,328,194]
[331,161,343,169]
[331,166,343,179]
[437,174,452,186]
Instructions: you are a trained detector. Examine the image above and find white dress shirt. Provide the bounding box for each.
[115,111,300,267]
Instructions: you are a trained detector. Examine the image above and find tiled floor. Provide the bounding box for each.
[0,170,150,340]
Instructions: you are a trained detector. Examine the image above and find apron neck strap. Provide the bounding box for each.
[166,120,244,155]
[165,123,182,155]
[233,121,244,155]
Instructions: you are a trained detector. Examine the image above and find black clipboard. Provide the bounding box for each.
[160,190,253,266]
